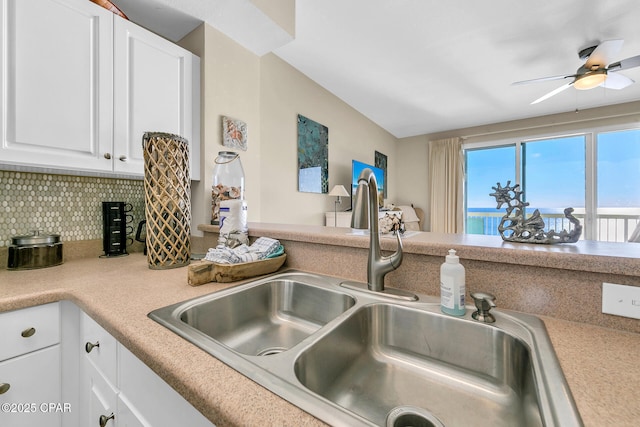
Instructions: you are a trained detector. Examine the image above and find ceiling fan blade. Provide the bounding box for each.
[608,54,640,71]
[586,39,624,68]
[602,72,634,89]
[512,75,573,85]
[531,82,573,104]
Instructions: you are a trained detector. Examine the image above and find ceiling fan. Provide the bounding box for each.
[513,39,640,104]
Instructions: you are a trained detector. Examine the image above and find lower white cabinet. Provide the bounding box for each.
[0,302,214,427]
[0,302,61,427]
[0,346,62,427]
[81,311,118,386]
[77,305,214,427]
[117,394,147,427]
[117,343,212,426]
[84,361,117,427]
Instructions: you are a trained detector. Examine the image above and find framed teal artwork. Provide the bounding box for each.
[297,114,328,193]
[375,150,388,198]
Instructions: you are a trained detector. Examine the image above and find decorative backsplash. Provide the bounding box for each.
[0,170,145,247]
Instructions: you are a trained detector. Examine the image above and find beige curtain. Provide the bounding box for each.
[429,137,464,233]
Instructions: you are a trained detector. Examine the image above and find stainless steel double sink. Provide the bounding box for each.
[149,271,583,427]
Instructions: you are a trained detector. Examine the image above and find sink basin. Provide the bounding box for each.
[172,276,355,356]
[295,303,540,426]
[149,271,582,427]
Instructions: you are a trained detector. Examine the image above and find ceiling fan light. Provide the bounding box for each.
[574,70,607,90]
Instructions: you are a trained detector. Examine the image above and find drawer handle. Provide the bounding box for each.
[99,412,115,427]
[0,383,10,394]
[85,341,100,353]
[21,327,36,338]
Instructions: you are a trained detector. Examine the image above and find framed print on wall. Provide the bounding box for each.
[375,150,388,198]
[222,116,248,151]
[297,114,329,193]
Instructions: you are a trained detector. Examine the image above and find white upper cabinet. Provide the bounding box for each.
[113,17,199,178]
[0,0,114,172]
[0,0,200,179]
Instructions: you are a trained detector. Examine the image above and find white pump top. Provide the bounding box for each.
[445,249,459,263]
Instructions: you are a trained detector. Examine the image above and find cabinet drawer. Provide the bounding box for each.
[0,302,60,362]
[81,312,118,387]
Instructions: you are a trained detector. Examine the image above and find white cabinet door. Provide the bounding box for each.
[0,0,113,172]
[83,362,117,427]
[117,394,147,427]
[113,18,198,178]
[0,346,61,427]
[118,344,213,427]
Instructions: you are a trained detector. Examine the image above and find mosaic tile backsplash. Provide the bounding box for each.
[0,170,145,247]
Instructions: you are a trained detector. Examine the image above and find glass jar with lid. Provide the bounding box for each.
[211,151,245,224]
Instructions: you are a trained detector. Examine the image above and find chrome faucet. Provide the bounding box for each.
[350,168,404,292]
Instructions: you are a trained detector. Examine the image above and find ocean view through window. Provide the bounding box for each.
[464,128,640,242]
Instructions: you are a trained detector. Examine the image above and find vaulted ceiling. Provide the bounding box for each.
[115,0,640,138]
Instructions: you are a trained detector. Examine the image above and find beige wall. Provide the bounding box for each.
[259,53,399,225]
[181,23,400,231]
[180,25,262,233]
[250,0,295,37]
[396,135,430,226]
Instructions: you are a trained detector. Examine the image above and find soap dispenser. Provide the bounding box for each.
[440,249,466,316]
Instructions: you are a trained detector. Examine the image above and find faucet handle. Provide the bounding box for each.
[470,292,496,323]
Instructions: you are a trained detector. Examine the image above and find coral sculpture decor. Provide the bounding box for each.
[489,181,582,244]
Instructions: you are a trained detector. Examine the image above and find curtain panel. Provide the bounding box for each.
[428,137,464,233]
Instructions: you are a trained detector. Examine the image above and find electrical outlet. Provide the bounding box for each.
[602,282,640,320]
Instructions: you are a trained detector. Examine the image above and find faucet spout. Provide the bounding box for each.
[351,168,403,292]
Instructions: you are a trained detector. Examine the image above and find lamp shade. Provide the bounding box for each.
[328,185,349,197]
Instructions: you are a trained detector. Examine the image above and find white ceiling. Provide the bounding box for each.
[114,0,640,138]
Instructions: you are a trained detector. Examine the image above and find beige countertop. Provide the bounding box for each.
[200,222,640,277]
[1,254,639,426]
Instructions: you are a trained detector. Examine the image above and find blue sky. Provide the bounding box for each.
[466,130,640,210]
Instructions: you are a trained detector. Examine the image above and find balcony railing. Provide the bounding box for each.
[466,210,640,243]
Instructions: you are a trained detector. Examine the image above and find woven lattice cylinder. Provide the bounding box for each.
[142,132,191,269]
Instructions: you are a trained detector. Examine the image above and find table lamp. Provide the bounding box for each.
[328,185,350,227]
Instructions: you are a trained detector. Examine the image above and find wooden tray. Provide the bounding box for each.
[187,254,286,286]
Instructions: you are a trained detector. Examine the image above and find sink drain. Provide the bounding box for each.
[386,406,445,427]
[256,347,288,356]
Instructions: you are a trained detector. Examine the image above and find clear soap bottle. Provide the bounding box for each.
[440,249,466,316]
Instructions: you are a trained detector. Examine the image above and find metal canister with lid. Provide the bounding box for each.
[7,230,64,270]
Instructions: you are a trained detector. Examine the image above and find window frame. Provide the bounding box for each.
[462,123,640,241]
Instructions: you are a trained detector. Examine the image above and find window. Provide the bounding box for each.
[596,129,640,241]
[464,128,640,242]
[465,145,515,235]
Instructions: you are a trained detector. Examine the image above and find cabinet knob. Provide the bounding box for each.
[99,412,115,427]
[119,155,128,162]
[85,341,100,353]
[21,327,36,338]
[0,383,10,394]
[104,153,112,160]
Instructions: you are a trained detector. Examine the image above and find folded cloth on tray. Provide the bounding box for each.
[204,237,282,264]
